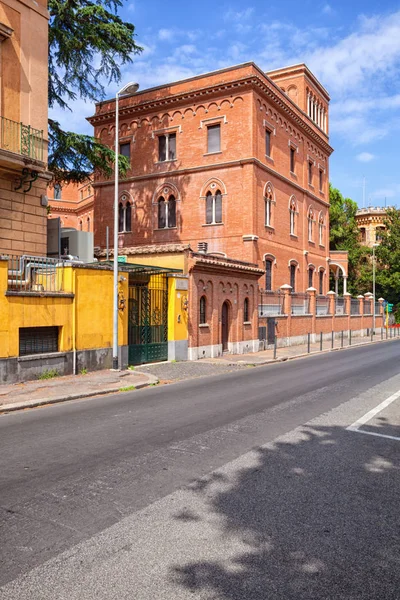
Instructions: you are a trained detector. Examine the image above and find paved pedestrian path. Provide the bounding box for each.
[1,330,397,413]
[0,369,156,412]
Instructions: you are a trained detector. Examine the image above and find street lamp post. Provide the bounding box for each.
[372,243,378,335]
[113,82,139,370]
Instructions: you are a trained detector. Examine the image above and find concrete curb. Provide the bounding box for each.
[0,373,159,414]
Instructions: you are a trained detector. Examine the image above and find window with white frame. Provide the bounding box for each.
[118,195,132,232]
[319,213,324,245]
[205,190,222,224]
[308,207,314,242]
[157,194,176,229]
[207,124,221,153]
[289,197,296,235]
[158,133,176,162]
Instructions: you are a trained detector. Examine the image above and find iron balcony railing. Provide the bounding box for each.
[258,290,284,316]
[316,295,330,315]
[7,255,66,293]
[291,292,310,315]
[0,116,44,161]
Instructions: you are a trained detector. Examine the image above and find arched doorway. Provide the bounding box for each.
[221,301,230,351]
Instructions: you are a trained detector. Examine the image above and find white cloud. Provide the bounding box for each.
[158,28,174,41]
[356,152,375,162]
[322,4,333,15]
[224,7,254,22]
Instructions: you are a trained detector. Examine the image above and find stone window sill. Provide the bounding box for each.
[265,225,274,231]
[290,234,298,239]
[156,159,177,164]
[199,323,209,328]
[202,222,224,227]
[265,155,274,164]
[154,227,178,231]
[204,151,222,156]
[243,321,251,325]
[290,171,297,179]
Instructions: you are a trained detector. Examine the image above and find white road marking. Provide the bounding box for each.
[346,389,400,441]
[347,428,400,442]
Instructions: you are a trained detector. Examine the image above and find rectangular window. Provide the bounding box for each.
[319,169,323,191]
[308,161,313,185]
[54,184,62,200]
[120,143,131,160]
[158,133,176,161]
[207,124,221,153]
[290,148,295,173]
[265,130,271,157]
[319,270,324,295]
[19,326,59,356]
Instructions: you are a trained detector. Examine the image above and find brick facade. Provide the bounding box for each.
[88,61,333,295]
[48,178,94,232]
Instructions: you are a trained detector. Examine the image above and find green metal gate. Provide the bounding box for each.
[128,273,168,365]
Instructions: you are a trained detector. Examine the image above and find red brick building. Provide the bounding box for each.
[88,62,355,359]
[48,177,94,232]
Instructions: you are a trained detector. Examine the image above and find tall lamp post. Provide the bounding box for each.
[113,82,139,370]
[372,242,379,335]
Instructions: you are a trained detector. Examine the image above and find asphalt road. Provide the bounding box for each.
[1,341,400,599]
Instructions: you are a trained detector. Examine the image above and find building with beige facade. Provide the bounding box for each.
[0,0,49,256]
[356,207,390,247]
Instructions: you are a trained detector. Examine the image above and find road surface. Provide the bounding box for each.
[1,341,399,599]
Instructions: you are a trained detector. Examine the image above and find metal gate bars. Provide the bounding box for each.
[128,273,168,365]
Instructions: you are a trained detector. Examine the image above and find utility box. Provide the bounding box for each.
[60,228,94,262]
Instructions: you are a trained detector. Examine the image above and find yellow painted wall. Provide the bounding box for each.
[125,253,186,272]
[0,262,129,358]
[168,277,188,342]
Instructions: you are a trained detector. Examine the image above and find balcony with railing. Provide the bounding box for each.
[0,116,44,162]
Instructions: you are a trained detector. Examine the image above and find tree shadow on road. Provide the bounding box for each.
[172,421,400,599]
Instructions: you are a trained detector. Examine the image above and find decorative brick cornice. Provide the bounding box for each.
[87,68,332,155]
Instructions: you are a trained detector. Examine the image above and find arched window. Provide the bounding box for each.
[308,267,314,289]
[118,202,124,232]
[244,297,250,322]
[87,217,90,232]
[199,296,206,325]
[308,207,314,242]
[205,189,222,224]
[290,263,296,292]
[265,259,273,291]
[118,195,133,233]
[264,185,273,227]
[319,269,324,295]
[319,213,324,245]
[289,197,296,236]
[168,195,176,228]
[125,202,132,231]
[158,195,176,229]
[79,220,82,231]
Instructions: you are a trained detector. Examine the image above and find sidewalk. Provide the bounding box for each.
[0,369,158,413]
[0,331,397,414]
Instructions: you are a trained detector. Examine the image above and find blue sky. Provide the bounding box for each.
[51,1,400,207]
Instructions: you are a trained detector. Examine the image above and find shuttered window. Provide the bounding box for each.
[207,125,220,153]
[19,327,59,356]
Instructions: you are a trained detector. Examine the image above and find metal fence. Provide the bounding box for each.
[291,292,310,315]
[375,302,381,315]
[350,299,360,315]
[7,255,66,293]
[363,299,372,315]
[0,116,44,161]
[316,295,330,316]
[258,290,284,316]
[335,297,345,315]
